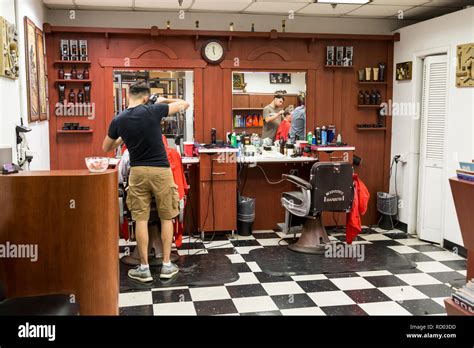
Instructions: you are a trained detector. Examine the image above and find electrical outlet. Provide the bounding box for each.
[290,169,299,176]
[399,154,408,164]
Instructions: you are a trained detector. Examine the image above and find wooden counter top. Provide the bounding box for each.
[4,169,116,177]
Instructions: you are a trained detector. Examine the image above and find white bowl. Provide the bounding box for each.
[85,157,109,173]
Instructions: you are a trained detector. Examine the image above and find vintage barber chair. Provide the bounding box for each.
[281,162,354,254]
[118,153,180,267]
[0,281,79,315]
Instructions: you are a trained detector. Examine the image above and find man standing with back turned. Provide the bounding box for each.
[103,82,190,282]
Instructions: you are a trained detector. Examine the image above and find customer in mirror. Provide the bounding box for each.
[102,82,190,282]
[289,93,306,142]
[262,92,285,141]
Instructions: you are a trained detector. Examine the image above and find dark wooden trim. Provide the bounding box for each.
[220,60,318,70]
[130,43,178,59]
[247,46,291,62]
[43,24,399,42]
[394,220,408,232]
[98,58,207,68]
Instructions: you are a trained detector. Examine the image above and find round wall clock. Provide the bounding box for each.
[201,40,225,64]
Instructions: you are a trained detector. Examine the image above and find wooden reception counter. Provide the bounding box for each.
[449,178,474,281]
[0,169,119,315]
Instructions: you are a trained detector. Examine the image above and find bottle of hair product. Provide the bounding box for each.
[69,89,75,103]
[315,127,321,145]
[58,66,64,79]
[71,65,77,79]
[77,89,84,103]
[231,132,237,147]
[307,131,312,143]
[321,126,327,146]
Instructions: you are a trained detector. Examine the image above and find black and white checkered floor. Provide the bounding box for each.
[119,227,467,316]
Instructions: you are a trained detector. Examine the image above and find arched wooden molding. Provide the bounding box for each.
[130,43,178,59]
[247,46,291,62]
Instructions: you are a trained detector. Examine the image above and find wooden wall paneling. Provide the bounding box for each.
[202,66,224,143]
[194,68,204,142]
[233,94,249,108]
[222,69,233,136]
[306,69,317,130]
[383,41,394,192]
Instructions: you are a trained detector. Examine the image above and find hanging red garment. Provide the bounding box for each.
[346,173,370,244]
[162,136,188,248]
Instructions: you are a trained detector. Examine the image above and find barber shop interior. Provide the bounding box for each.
[1,0,474,322]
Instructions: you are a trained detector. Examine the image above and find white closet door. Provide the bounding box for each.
[417,55,448,243]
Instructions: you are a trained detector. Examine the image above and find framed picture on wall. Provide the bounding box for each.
[24,17,40,123]
[232,73,246,91]
[270,73,291,84]
[35,26,48,121]
[396,61,413,81]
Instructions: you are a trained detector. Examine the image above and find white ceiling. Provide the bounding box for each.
[43,0,474,20]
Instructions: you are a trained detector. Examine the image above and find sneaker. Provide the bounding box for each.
[128,266,153,283]
[160,263,179,279]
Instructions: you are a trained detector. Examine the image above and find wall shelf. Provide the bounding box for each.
[358,104,382,108]
[55,79,92,84]
[356,127,386,131]
[57,129,93,134]
[54,60,91,65]
[325,65,353,69]
[234,126,262,129]
[358,81,387,85]
[232,108,264,111]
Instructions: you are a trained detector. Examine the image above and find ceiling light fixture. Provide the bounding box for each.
[316,0,372,4]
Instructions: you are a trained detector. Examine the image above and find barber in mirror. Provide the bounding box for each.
[289,93,306,142]
[102,81,190,282]
[262,91,285,142]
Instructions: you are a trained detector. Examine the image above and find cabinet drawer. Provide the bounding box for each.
[318,150,353,163]
[199,154,237,181]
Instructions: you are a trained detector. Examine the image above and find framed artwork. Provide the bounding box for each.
[396,61,413,81]
[270,73,291,84]
[24,17,40,122]
[35,26,48,120]
[232,73,246,91]
[456,43,474,87]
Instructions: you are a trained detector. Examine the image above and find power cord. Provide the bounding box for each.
[256,165,286,185]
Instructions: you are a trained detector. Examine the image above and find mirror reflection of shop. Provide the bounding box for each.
[113,70,194,148]
[231,71,306,138]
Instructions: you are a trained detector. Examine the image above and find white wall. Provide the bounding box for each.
[46,9,416,35]
[0,0,49,170]
[15,0,49,170]
[390,8,474,247]
[0,0,20,162]
[237,72,306,95]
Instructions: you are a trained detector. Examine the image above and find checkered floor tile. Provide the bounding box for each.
[119,227,467,316]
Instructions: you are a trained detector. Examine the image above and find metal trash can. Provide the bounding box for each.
[237,196,255,236]
[377,192,398,230]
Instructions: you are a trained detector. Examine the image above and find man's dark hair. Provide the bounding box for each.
[273,91,285,100]
[129,81,151,98]
[297,94,305,107]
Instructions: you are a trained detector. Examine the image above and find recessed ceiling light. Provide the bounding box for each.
[317,0,372,4]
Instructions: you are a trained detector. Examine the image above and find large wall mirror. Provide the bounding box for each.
[113,70,194,148]
[232,71,306,140]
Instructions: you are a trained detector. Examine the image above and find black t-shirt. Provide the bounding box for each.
[108,103,170,168]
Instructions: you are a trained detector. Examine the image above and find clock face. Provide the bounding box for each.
[204,41,224,63]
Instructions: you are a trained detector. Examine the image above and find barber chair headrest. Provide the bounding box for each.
[310,162,354,213]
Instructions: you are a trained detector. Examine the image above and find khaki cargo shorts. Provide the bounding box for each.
[126,166,179,221]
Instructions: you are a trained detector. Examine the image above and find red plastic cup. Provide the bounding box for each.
[183,142,194,157]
